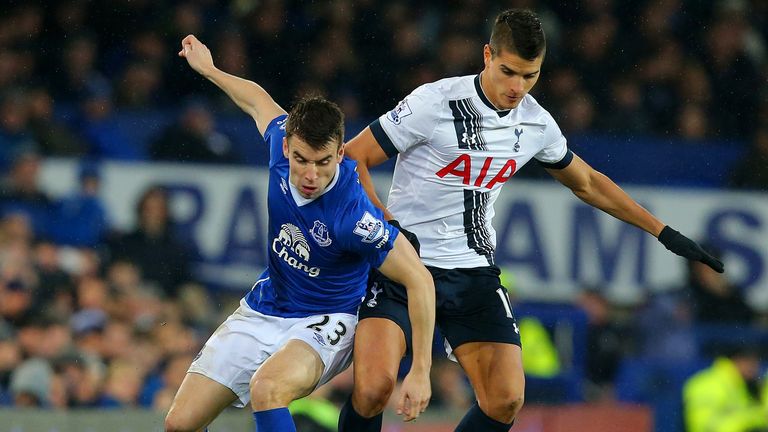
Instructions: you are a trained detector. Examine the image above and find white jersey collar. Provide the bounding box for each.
[475,73,512,118]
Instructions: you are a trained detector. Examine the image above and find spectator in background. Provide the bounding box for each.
[676,103,710,141]
[76,79,144,161]
[115,61,164,109]
[0,145,52,239]
[635,287,698,363]
[53,349,104,408]
[9,357,53,407]
[0,323,22,405]
[97,358,146,408]
[27,85,86,157]
[683,345,768,432]
[0,90,34,171]
[577,288,630,399]
[50,33,107,103]
[429,357,473,412]
[107,186,193,297]
[729,126,768,190]
[603,76,650,135]
[32,241,76,318]
[702,3,763,138]
[0,280,35,327]
[149,99,240,164]
[685,244,755,326]
[48,162,109,247]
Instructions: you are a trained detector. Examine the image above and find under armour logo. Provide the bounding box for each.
[367,283,383,308]
[462,132,478,146]
[513,128,523,152]
[513,322,520,334]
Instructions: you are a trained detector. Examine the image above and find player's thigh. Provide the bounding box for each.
[353,317,407,387]
[453,342,524,404]
[250,339,325,402]
[166,372,238,431]
[432,265,521,357]
[251,311,358,404]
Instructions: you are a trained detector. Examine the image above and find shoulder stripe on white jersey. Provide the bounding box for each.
[463,98,488,150]
[369,119,399,157]
[449,98,486,151]
[538,149,575,170]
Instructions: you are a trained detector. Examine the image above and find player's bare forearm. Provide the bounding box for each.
[200,68,285,135]
[548,155,664,237]
[378,234,435,421]
[550,155,724,272]
[179,34,285,135]
[578,171,664,236]
[406,280,435,372]
[345,128,394,219]
[377,236,435,371]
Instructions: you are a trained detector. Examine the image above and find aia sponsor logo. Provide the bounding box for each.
[436,155,517,189]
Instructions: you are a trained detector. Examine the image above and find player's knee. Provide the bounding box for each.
[352,374,396,416]
[479,383,525,422]
[477,380,525,423]
[164,410,199,432]
[250,375,288,408]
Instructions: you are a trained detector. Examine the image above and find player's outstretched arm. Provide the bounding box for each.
[547,154,724,272]
[178,34,286,136]
[377,234,435,421]
[345,128,394,219]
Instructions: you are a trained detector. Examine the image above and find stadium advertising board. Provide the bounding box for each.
[41,160,768,308]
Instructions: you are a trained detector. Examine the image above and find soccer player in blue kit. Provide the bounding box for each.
[164,35,435,432]
[339,8,725,432]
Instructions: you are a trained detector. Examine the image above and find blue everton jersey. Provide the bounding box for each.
[244,115,399,318]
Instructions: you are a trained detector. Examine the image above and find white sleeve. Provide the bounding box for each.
[369,84,442,157]
[534,110,570,167]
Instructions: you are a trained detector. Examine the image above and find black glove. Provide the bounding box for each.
[658,226,724,273]
[387,219,420,255]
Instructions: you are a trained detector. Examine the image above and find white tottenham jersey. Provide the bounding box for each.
[370,74,572,269]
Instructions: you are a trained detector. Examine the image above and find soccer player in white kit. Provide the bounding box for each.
[164,35,435,432]
[339,9,724,432]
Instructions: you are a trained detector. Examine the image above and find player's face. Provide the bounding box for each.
[283,136,344,199]
[481,44,543,110]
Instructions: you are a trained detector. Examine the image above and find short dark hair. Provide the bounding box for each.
[285,96,344,150]
[489,9,546,61]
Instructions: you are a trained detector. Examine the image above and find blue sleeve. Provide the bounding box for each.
[264,114,289,167]
[335,198,399,269]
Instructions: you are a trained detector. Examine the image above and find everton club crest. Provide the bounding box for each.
[311,220,332,247]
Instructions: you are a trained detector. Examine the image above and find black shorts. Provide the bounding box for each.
[359,265,521,356]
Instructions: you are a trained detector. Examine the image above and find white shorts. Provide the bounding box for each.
[188,298,357,408]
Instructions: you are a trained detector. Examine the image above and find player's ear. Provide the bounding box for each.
[283,137,289,158]
[483,44,493,67]
[337,142,344,162]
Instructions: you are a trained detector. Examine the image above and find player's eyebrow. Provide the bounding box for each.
[292,150,332,163]
[501,64,539,76]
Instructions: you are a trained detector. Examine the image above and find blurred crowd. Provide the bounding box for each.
[1,0,768,428]
[0,0,766,184]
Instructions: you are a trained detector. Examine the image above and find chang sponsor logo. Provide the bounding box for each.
[272,223,320,277]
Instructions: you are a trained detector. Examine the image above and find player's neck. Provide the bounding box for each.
[478,72,502,111]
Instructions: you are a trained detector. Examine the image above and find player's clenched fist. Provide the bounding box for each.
[178,34,215,76]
